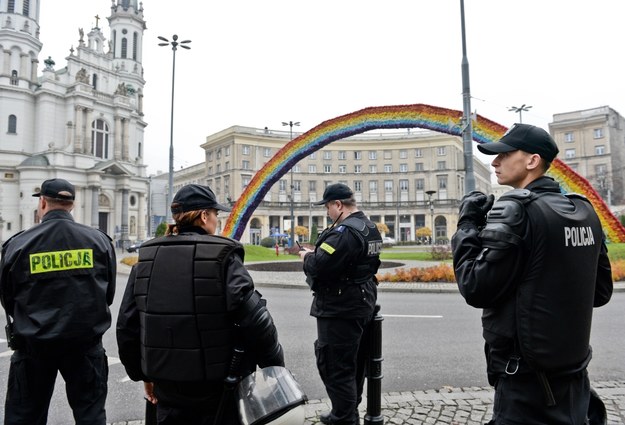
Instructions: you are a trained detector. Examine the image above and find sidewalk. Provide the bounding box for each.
[114,258,625,424]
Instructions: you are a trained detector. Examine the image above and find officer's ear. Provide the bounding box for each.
[526,153,542,171]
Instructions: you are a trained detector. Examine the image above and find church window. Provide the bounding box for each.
[121,38,128,58]
[92,119,110,159]
[133,32,138,60]
[22,0,29,15]
[8,0,15,13]
[10,70,18,85]
[8,115,17,134]
[92,74,98,90]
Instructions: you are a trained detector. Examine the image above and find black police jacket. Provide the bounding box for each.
[303,211,382,318]
[452,177,613,380]
[0,209,116,347]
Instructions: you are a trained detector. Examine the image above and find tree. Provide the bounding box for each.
[155,222,167,237]
[310,222,319,244]
[376,222,389,234]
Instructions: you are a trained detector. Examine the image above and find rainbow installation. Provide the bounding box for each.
[222,104,625,243]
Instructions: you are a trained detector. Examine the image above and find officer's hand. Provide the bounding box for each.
[144,381,158,405]
[458,191,495,228]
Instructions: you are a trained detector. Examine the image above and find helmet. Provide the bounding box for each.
[237,366,308,425]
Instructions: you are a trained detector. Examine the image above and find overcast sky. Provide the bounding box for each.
[39,1,625,175]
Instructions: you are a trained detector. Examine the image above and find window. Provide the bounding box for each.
[354,151,362,160]
[354,181,362,192]
[415,148,423,158]
[308,164,317,173]
[565,149,576,159]
[92,74,98,90]
[264,147,272,157]
[294,181,301,191]
[206,151,213,161]
[384,164,392,173]
[309,181,316,192]
[593,128,603,139]
[399,150,407,159]
[369,151,377,160]
[242,160,250,170]
[121,38,128,58]
[399,179,409,191]
[399,164,408,172]
[338,151,346,160]
[309,152,316,160]
[22,0,29,15]
[415,178,424,190]
[437,147,446,156]
[565,132,574,142]
[339,165,346,173]
[242,145,250,155]
[323,151,332,160]
[216,149,222,159]
[437,161,446,170]
[383,150,392,159]
[369,165,377,173]
[91,119,110,159]
[369,180,378,192]
[384,180,393,192]
[293,164,301,172]
[216,164,221,173]
[10,70,18,85]
[133,32,138,60]
[323,164,332,173]
[595,164,607,175]
[415,162,424,171]
[225,162,230,171]
[8,0,15,13]
[242,176,251,189]
[279,180,287,191]
[354,164,362,173]
[595,145,605,155]
[225,146,230,156]
[8,115,17,134]
[438,176,448,189]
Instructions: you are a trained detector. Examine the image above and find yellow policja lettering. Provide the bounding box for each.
[30,249,94,274]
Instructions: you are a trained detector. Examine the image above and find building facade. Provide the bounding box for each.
[0,0,149,247]
[186,125,492,245]
[549,106,625,206]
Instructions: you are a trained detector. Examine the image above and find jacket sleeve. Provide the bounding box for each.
[303,227,357,282]
[594,239,613,307]
[106,241,116,306]
[116,266,147,382]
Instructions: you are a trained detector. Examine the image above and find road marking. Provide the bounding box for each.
[383,314,443,319]
[120,376,132,383]
[108,356,121,366]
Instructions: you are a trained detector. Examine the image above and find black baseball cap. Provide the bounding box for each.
[32,178,75,200]
[477,123,559,162]
[171,184,231,214]
[314,183,354,205]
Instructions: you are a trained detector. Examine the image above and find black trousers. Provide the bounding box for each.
[4,341,108,425]
[488,370,590,425]
[315,316,372,425]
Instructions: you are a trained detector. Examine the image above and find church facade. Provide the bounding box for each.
[0,0,149,247]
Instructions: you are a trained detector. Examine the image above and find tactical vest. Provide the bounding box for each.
[134,234,244,382]
[515,191,603,373]
[318,215,382,284]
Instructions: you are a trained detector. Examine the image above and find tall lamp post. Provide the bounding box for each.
[460,0,475,194]
[282,120,300,247]
[508,104,532,123]
[426,190,436,245]
[158,34,191,222]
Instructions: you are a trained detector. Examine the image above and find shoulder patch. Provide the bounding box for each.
[319,242,336,255]
[335,225,346,233]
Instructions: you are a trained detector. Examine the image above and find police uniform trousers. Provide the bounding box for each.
[488,370,590,425]
[315,315,373,425]
[4,340,108,425]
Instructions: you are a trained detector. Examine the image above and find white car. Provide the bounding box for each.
[382,237,396,244]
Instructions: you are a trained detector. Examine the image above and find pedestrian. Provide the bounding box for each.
[117,184,284,425]
[275,242,280,256]
[299,183,382,425]
[451,124,613,424]
[0,178,116,425]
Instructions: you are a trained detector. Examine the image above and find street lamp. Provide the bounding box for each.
[282,121,300,247]
[508,104,532,123]
[460,0,475,194]
[158,34,191,222]
[426,190,436,245]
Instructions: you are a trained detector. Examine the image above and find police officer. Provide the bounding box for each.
[451,124,613,424]
[299,183,382,425]
[116,184,284,425]
[0,178,116,425]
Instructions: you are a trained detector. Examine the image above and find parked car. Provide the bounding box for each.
[383,237,396,244]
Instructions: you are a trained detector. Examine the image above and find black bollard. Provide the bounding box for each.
[364,304,384,425]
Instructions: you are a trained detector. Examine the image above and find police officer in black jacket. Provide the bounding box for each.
[0,178,116,425]
[299,183,382,425]
[452,124,613,424]
[117,184,284,425]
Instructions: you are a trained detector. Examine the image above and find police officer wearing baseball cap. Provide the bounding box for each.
[299,183,383,425]
[1,178,116,424]
[452,124,612,424]
[117,184,284,425]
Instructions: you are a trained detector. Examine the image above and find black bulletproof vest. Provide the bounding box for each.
[333,215,382,282]
[134,234,243,382]
[517,192,603,372]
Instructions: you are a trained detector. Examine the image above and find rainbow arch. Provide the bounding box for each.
[222,104,625,243]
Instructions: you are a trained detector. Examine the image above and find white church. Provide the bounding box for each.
[0,0,149,248]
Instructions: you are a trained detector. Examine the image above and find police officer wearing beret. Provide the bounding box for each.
[299,183,382,425]
[117,184,284,425]
[452,124,613,424]
[0,178,116,424]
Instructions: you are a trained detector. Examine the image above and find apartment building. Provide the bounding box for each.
[191,125,492,244]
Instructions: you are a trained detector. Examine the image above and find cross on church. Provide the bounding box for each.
[95,14,100,28]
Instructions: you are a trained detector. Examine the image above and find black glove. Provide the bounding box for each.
[458,191,495,228]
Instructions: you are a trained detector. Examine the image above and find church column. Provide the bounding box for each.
[114,116,122,160]
[91,186,100,228]
[122,118,129,160]
[30,58,38,83]
[137,191,146,239]
[121,188,130,249]
[85,108,94,154]
[74,106,83,153]
[19,53,28,78]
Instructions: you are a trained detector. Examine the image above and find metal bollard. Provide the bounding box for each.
[364,304,384,425]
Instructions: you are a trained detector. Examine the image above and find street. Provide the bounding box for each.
[0,277,623,424]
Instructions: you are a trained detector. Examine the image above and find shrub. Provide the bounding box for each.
[430,245,452,261]
[377,263,455,283]
[121,256,138,267]
[611,259,625,281]
[260,237,276,248]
